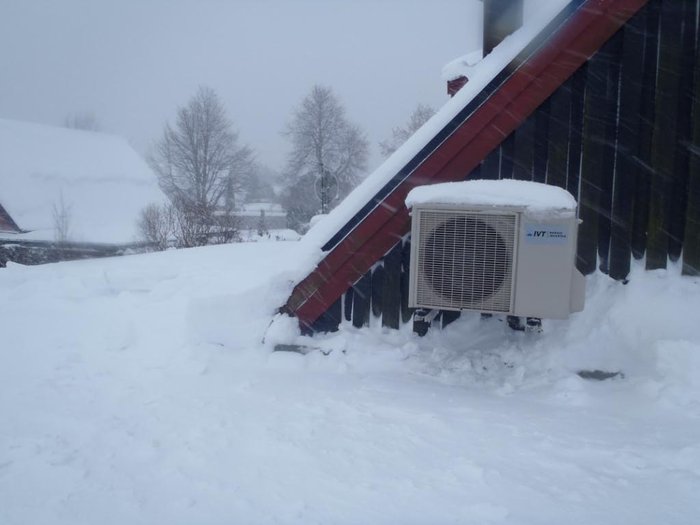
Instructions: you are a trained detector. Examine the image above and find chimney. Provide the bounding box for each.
[447,76,468,97]
[445,0,524,98]
[482,0,524,56]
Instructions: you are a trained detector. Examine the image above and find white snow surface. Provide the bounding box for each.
[1,242,699,524]
[0,119,163,244]
[406,179,577,216]
[303,0,572,252]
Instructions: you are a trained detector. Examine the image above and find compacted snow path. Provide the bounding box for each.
[1,242,699,524]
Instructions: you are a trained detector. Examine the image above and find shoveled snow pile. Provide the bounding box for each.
[1,242,699,524]
[406,179,577,216]
[0,118,163,244]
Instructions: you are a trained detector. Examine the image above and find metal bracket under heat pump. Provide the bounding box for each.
[412,309,440,337]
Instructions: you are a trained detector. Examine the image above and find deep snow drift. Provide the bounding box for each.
[1,241,699,524]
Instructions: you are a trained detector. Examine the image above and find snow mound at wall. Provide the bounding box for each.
[286,263,700,406]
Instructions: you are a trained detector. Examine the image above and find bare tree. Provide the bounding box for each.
[171,203,214,247]
[148,86,254,247]
[137,203,174,251]
[243,162,277,202]
[63,111,102,132]
[379,104,435,158]
[52,192,72,243]
[282,85,368,228]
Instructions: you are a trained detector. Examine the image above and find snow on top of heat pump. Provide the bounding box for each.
[405,179,577,216]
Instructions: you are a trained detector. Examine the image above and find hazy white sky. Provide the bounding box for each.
[0,0,506,173]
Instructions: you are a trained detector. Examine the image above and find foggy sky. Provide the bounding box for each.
[0,1,548,174]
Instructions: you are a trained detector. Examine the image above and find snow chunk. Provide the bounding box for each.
[308,214,327,228]
[406,179,577,217]
[442,49,483,81]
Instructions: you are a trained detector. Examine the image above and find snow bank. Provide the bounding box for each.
[287,263,700,403]
[0,119,164,244]
[1,220,699,524]
[406,179,577,216]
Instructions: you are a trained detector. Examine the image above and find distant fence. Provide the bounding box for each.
[0,239,152,267]
[310,0,699,333]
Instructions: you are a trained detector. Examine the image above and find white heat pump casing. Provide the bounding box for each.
[408,203,585,319]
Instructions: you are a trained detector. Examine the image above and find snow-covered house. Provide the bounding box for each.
[282,0,700,334]
[0,203,21,234]
[235,202,288,231]
[0,119,164,264]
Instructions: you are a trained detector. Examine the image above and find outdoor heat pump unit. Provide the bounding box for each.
[406,180,585,320]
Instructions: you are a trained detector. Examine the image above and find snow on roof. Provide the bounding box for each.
[442,50,483,82]
[0,118,164,244]
[302,0,572,251]
[406,179,577,216]
[241,202,286,215]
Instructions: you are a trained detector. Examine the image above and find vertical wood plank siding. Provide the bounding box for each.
[513,114,536,180]
[481,147,501,180]
[500,133,516,180]
[343,287,354,322]
[631,0,660,259]
[646,0,684,269]
[381,243,402,329]
[546,77,573,191]
[597,33,624,274]
[609,8,646,281]
[567,65,588,202]
[577,49,609,274]
[668,0,698,262]
[533,98,552,183]
[370,265,385,317]
[352,273,371,328]
[683,0,700,276]
[401,240,413,324]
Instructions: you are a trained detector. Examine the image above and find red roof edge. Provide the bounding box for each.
[284,0,649,330]
[0,203,22,234]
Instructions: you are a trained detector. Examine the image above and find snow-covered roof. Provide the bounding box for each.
[0,119,164,244]
[213,202,287,218]
[406,179,577,216]
[302,0,572,251]
[241,202,286,217]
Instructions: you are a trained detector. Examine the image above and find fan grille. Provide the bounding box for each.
[415,210,516,312]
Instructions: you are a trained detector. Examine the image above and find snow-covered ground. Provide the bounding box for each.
[1,242,699,524]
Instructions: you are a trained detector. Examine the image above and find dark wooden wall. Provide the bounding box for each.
[308,0,700,333]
